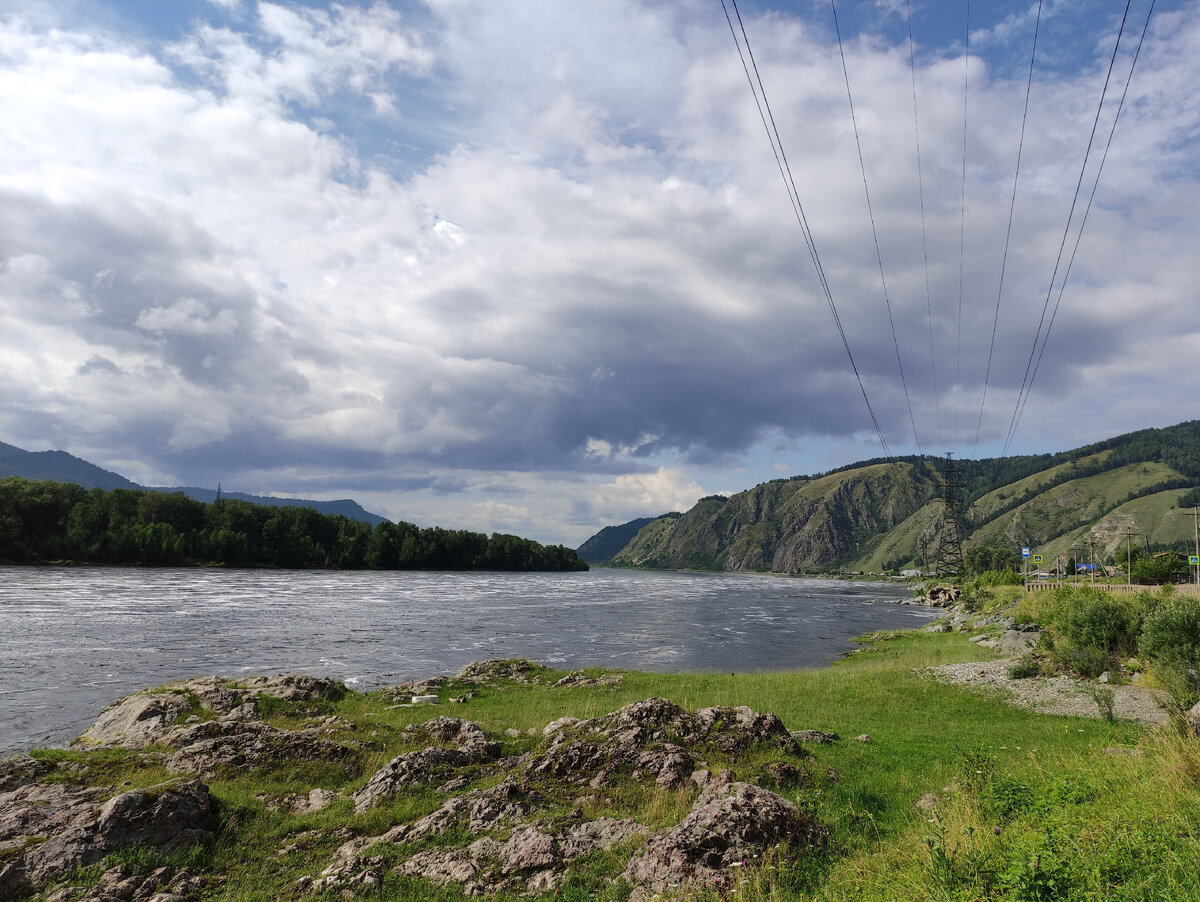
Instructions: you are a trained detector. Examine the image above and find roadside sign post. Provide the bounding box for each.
[1022,546,1030,589]
[1191,554,1199,586]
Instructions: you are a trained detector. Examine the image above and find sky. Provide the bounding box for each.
[2,0,1197,547]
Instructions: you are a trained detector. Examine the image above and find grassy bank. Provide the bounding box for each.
[26,624,1200,901]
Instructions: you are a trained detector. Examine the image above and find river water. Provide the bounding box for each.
[0,566,934,755]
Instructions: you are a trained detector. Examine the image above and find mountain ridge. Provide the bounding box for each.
[0,441,387,527]
[583,421,1200,573]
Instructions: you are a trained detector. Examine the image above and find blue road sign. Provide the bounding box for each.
[1021,547,1030,558]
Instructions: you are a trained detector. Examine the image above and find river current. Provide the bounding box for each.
[0,566,934,755]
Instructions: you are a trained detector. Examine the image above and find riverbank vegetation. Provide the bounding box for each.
[11,585,1200,900]
[0,477,586,571]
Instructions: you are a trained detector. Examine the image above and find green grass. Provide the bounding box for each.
[27,625,1200,902]
[970,461,1186,551]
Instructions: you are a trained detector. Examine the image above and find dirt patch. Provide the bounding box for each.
[927,659,1169,726]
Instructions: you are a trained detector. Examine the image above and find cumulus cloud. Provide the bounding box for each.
[0,0,1196,543]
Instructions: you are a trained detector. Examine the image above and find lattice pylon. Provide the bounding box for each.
[933,452,965,578]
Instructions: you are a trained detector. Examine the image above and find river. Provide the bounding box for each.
[0,566,935,755]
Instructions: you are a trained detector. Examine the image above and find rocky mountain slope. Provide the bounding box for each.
[592,421,1200,573]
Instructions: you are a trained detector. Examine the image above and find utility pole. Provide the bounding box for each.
[1120,529,1140,586]
[933,452,965,578]
[1172,507,1200,586]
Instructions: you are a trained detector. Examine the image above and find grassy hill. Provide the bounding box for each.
[595,422,1200,574]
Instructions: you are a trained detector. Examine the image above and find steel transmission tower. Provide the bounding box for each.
[933,452,965,578]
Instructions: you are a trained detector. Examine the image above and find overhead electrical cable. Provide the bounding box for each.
[1008,0,1156,446]
[972,0,1043,453]
[905,0,941,439]
[830,0,922,453]
[720,0,891,455]
[955,1,970,449]
[1001,0,1140,455]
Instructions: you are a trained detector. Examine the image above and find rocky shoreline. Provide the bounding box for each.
[1,664,834,902]
[4,589,1182,902]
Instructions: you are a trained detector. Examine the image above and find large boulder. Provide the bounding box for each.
[0,780,214,901]
[623,779,825,900]
[75,693,195,749]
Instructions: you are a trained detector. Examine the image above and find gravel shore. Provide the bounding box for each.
[927,658,1169,726]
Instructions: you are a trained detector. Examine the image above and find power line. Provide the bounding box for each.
[1008,0,1156,446]
[954,0,970,449]
[830,0,922,452]
[721,0,891,455]
[905,0,940,440]
[1002,0,1143,455]
[972,0,1043,453]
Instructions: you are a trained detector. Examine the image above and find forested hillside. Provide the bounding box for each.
[595,421,1200,575]
[0,478,587,571]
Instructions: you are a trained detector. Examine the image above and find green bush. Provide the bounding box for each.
[1139,595,1200,671]
[1054,645,1110,679]
[1007,658,1041,680]
[1057,591,1140,656]
[976,568,1025,588]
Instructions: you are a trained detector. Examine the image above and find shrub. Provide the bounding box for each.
[1054,645,1110,679]
[976,568,1025,587]
[1139,596,1200,671]
[1007,658,1041,680]
[1058,591,1139,656]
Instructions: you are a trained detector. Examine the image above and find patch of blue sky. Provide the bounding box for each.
[84,0,244,43]
[732,0,1169,84]
[300,79,463,182]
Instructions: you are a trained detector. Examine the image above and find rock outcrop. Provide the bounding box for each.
[352,717,502,812]
[17,667,834,901]
[624,778,826,900]
[311,696,825,898]
[75,674,346,749]
[0,776,214,901]
[162,719,353,778]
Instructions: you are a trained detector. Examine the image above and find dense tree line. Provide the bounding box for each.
[0,478,587,571]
